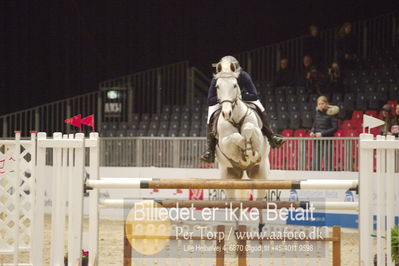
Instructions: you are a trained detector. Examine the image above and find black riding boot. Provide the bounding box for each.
[200,123,217,163]
[260,111,286,149]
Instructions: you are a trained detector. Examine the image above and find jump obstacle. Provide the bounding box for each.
[86,178,358,190]
[0,132,397,265]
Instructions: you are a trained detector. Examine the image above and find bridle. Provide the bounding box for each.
[216,83,240,109]
[216,81,250,130]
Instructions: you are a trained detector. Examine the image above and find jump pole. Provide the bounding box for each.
[86,178,358,190]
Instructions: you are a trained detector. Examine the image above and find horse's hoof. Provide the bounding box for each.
[234,229,241,239]
[258,223,265,233]
[246,150,260,163]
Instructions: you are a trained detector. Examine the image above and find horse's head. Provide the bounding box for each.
[216,77,241,121]
[214,60,241,121]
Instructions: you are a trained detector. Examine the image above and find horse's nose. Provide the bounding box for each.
[222,111,231,120]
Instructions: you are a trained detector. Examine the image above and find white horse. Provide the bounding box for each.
[213,60,270,228]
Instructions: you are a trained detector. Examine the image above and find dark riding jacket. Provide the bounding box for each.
[207,70,259,106]
[311,109,338,137]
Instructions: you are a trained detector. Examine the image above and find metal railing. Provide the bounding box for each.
[99,61,191,114]
[235,12,397,82]
[0,62,210,137]
[187,67,210,101]
[100,137,209,168]
[7,136,399,172]
[99,62,210,115]
[1,91,100,137]
[98,137,372,171]
[269,137,359,171]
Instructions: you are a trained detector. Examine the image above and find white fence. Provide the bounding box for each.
[0,133,35,265]
[359,134,398,266]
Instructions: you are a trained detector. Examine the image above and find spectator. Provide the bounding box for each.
[392,104,399,125]
[391,104,399,136]
[327,62,344,93]
[303,25,323,67]
[308,67,329,95]
[336,22,356,69]
[310,96,339,170]
[380,104,393,135]
[296,55,313,87]
[275,58,295,87]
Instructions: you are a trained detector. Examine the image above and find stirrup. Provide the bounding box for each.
[269,136,286,149]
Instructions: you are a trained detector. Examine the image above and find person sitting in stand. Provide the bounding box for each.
[275,58,295,87]
[380,104,393,136]
[308,66,328,95]
[303,25,323,67]
[200,56,285,163]
[336,22,356,69]
[391,104,399,136]
[296,55,313,88]
[327,62,345,93]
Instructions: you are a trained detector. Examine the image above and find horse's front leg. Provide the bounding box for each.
[247,163,269,234]
[220,132,245,150]
[220,166,243,231]
[241,123,263,164]
[220,133,250,167]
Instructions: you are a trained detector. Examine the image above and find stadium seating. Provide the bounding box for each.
[365,110,378,117]
[99,47,399,138]
[352,111,363,122]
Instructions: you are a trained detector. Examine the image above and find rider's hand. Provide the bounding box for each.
[309,132,315,137]
[315,132,322,137]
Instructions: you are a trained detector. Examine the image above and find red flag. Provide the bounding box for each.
[81,115,95,131]
[64,114,82,132]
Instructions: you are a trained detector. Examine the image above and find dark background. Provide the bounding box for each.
[0,0,397,114]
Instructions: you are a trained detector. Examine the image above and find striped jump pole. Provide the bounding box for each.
[86,178,358,190]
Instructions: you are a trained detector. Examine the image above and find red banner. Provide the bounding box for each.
[64,114,82,132]
[64,114,95,132]
[81,114,95,131]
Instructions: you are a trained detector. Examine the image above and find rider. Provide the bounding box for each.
[200,55,286,163]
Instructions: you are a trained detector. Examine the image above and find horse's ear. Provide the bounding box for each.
[216,63,222,73]
[230,63,236,72]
